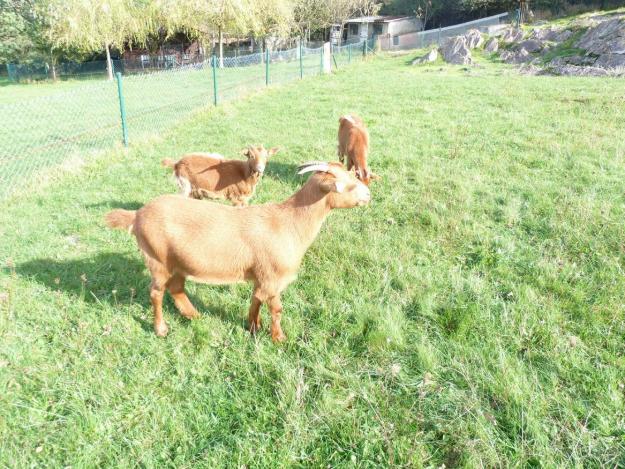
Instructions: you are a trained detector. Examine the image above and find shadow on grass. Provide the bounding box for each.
[264,161,299,183]
[86,200,145,211]
[14,252,241,330]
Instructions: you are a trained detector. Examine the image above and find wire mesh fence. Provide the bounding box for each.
[378,12,510,51]
[0,41,371,200]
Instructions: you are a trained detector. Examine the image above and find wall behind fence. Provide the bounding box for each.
[0,41,371,200]
[378,12,510,51]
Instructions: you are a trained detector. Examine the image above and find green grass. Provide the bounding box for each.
[1,53,625,467]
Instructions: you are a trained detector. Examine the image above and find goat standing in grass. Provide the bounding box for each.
[338,114,379,185]
[106,162,370,342]
[162,145,279,206]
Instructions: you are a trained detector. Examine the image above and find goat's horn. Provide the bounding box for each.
[297,162,330,175]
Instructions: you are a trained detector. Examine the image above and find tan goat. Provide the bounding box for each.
[337,114,379,185]
[162,145,279,206]
[105,162,371,342]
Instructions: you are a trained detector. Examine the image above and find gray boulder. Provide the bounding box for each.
[501,28,524,44]
[576,18,625,55]
[484,37,499,53]
[500,49,532,64]
[516,39,544,53]
[551,55,596,67]
[439,36,472,65]
[464,29,484,49]
[411,48,438,65]
[548,64,610,77]
[530,27,573,43]
[594,53,625,68]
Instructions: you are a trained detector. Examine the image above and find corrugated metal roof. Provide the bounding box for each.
[345,15,414,24]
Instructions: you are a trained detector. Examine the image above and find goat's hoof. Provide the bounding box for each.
[154,323,169,337]
[271,332,287,343]
[181,310,200,320]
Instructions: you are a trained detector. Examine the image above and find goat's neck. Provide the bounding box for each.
[282,183,332,251]
[244,162,261,183]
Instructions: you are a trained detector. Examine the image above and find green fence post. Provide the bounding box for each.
[299,41,303,79]
[212,55,218,106]
[348,43,351,63]
[115,72,128,147]
[265,47,270,86]
[362,40,366,57]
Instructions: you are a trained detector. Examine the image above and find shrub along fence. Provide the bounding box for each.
[0,40,373,200]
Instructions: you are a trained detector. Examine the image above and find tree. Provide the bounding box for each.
[163,0,253,67]
[293,0,331,40]
[45,0,158,79]
[249,0,294,51]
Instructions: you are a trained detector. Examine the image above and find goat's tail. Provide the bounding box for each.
[105,209,136,233]
[161,158,176,169]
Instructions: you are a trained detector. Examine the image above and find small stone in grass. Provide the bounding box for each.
[390,363,401,377]
[568,335,581,347]
[35,446,43,453]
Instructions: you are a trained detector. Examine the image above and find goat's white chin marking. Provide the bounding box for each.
[356,183,370,202]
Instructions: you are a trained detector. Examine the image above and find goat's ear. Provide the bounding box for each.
[241,148,251,157]
[267,147,280,157]
[370,173,381,181]
[320,179,346,193]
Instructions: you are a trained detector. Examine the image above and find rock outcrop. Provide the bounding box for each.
[465,29,484,49]
[484,38,499,53]
[439,36,472,65]
[412,49,438,65]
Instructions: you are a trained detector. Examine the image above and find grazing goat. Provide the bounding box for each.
[161,145,279,206]
[105,162,371,342]
[337,114,379,185]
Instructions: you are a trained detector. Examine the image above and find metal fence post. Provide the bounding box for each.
[212,55,218,106]
[362,40,366,57]
[320,46,323,74]
[299,41,303,79]
[438,26,442,44]
[115,72,128,147]
[348,43,351,63]
[265,47,270,86]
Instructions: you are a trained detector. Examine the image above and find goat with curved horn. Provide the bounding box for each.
[106,161,371,342]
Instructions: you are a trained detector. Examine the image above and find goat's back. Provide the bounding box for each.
[133,195,298,283]
[175,156,249,192]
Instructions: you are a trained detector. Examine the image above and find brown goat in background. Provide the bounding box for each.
[337,114,379,185]
[162,145,279,206]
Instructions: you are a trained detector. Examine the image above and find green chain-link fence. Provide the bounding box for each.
[0,40,373,200]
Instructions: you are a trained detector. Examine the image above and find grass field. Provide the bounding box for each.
[1,49,625,467]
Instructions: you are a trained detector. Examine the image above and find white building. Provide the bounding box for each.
[341,16,423,44]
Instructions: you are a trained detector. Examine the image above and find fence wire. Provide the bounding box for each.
[0,42,370,200]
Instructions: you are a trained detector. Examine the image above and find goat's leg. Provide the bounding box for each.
[268,295,286,343]
[150,281,168,337]
[144,254,171,336]
[247,293,262,334]
[337,144,345,164]
[167,274,200,320]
